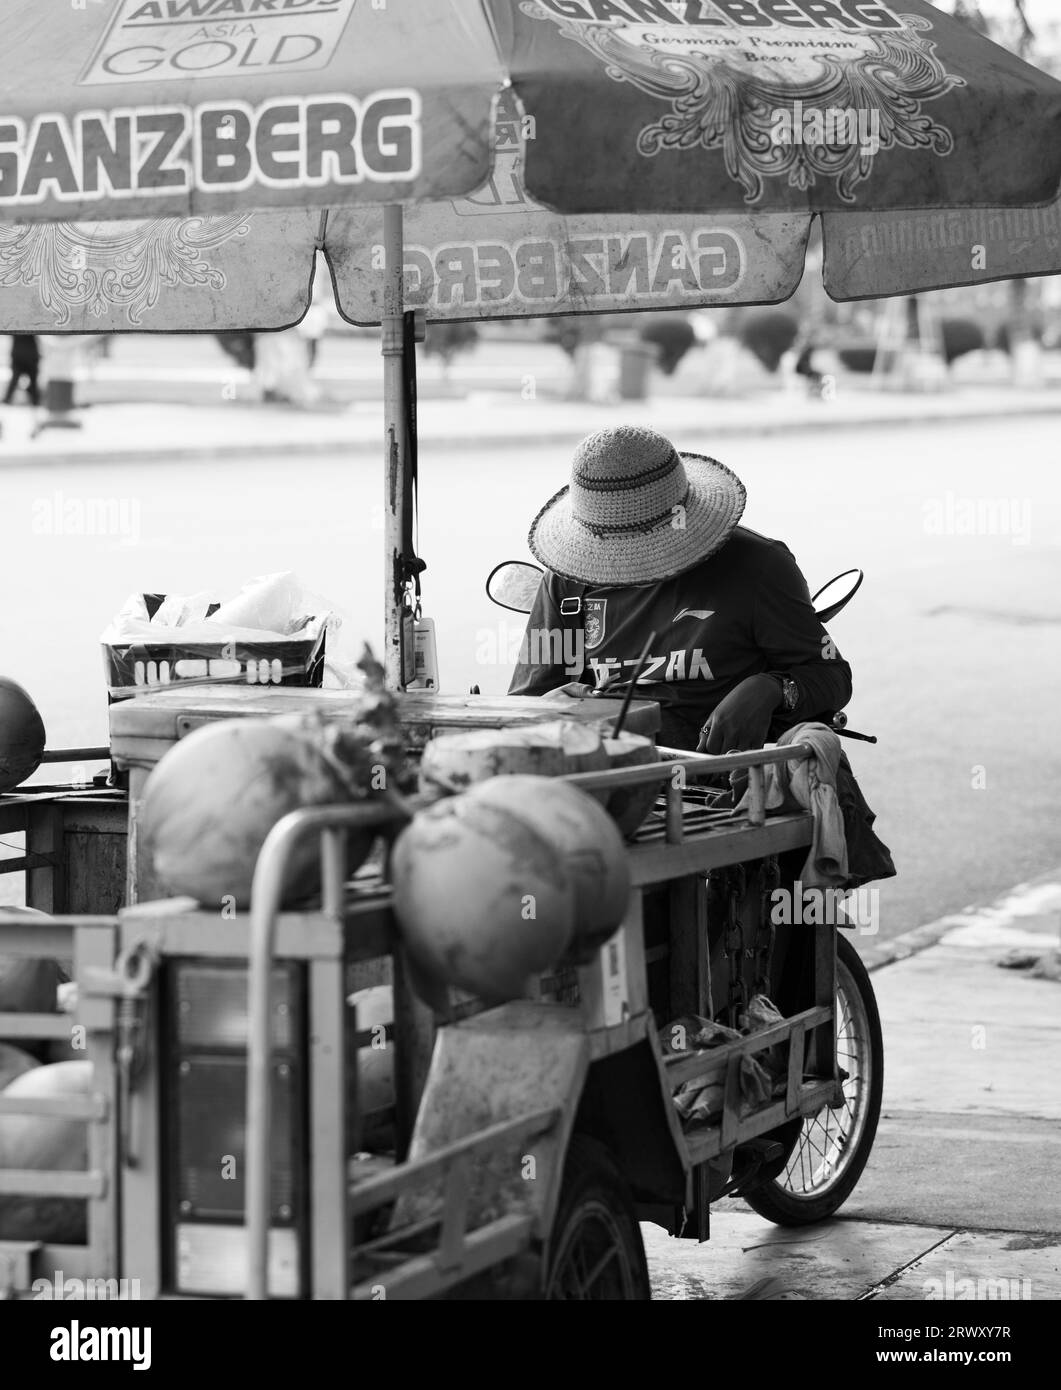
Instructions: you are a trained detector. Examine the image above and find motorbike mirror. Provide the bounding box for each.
[812,568,864,624]
[486,560,544,614]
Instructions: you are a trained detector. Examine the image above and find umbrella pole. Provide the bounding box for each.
[382,202,407,691]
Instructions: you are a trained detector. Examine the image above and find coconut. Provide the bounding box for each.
[141,717,365,909]
[0,1042,40,1092]
[419,720,607,795]
[390,788,575,1003]
[0,677,46,794]
[600,733,661,838]
[0,1060,91,1243]
[0,956,60,1016]
[469,776,630,962]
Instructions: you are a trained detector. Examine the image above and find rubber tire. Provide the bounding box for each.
[544,1135,651,1300]
[742,933,883,1226]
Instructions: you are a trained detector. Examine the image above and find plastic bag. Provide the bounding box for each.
[101,571,334,698]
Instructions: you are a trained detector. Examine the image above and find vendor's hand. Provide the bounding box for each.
[696,674,782,756]
[543,681,596,700]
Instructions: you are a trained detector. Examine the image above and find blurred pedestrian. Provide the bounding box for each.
[298,297,330,370]
[4,334,40,405]
[256,327,318,405]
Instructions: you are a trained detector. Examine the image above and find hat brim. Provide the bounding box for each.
[528,453,746,587]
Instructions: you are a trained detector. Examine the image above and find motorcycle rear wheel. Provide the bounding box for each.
[742,933,883,1226]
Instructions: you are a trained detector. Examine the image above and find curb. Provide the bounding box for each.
[861,869,1061,973]
[860,917,962,973]
[3,398,1061,468]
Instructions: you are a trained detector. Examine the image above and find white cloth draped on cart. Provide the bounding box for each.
[736,721,848,889]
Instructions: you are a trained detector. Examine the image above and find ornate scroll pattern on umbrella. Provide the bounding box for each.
[0,216,251,327]
[522,5,961,204]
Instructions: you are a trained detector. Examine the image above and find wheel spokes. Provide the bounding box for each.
[776,968,872,1198]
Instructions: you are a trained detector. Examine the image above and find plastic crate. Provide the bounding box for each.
[103,593,326,700]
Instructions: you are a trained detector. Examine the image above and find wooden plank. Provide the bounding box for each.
[0,1095,107,1120]
[786,1021,806,1116]
[117,911,346,961]
[665,782,683,843]
[118,899,392,962]
[64,826,127,916]
[0,923,77,959]
[436,1158,472,1273]
[0,1014,70,1040]
[0,855,51,875]
[350,1214,534,1301]
[75,925,120,1284]
[26,802,64,914]
[745,766,766,826]
[663,1006,832,1087]
[683,1080,836,1163]
[309,958,348,1301]
[124,768,148,904]
[667,876,709,1021]
[0,1171,106,1198]
[348,1108,559,1216]
[629,817,812,885]
[0,803,28,835]
[46,797,128,836]
[719,1054,742,1152]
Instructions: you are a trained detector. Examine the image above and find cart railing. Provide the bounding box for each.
[0,910,118,1297]
[244,795,566,1300]
[245,798,407,1300]
[662,1004,837,1162]
[243,741,825,1298]
[561,742,815,837]
[347,1105,560,1300]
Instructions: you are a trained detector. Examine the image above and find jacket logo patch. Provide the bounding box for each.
[584,599,607,652]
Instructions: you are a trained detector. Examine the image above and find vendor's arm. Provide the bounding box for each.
[753,542,853,720]
[507,572,577,697]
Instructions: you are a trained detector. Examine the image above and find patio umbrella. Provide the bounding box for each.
[5,0,1061,683]
[7,0,1061,1303]
[5,2,1061,324]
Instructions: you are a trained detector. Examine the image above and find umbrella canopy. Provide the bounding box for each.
[2,0,504,219]
[3,0,1061,223]
[3,1,1061,331]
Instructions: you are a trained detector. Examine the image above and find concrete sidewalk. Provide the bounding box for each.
[3,381,1061,467]
[645,873,1061,1301]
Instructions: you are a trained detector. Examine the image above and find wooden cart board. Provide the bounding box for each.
[108,686,661,903]
[109,687,660,772]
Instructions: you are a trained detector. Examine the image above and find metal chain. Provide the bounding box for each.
[723,863,747,1028]
[754,855,780,998]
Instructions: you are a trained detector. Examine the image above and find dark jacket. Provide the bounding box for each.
[509,526,852,750]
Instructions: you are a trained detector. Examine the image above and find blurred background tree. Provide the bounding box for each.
[422,321,480,376]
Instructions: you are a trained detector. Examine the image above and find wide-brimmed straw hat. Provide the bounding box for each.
[528,426,746,586]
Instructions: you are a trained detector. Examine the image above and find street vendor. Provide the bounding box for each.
[508,425,852,754]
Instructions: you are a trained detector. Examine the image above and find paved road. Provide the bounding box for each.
[1,413,1058,941]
